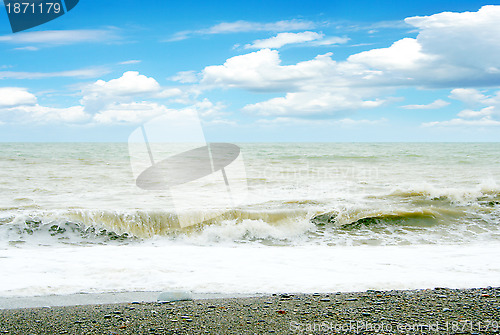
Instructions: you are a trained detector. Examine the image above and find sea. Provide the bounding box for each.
[1,142,500,298]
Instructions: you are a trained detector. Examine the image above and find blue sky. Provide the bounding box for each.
[1,0,500,142]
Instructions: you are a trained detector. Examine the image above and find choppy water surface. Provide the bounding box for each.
[1,143,499,296]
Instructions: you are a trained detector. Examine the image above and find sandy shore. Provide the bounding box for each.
[0,287,499,334]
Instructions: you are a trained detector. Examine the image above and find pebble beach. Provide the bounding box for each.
[1,287,499,334]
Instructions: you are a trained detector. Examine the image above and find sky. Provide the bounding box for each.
[1,0,500,142]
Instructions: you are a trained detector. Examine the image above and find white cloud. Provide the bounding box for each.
[13,46,39,51]
[400,5,500,86]
[196,6,500,119]
[93,102,171,124]
[449,88,487,106]
[191,98,225,117]
[200,49,386,115]
[256,117,386,127]
[242,31,349,50]
[207,6,500,91]
[362,20,411,31]
[310,36,350,46]
[204,20,315,34]
[245,31,324,49]
[0,87,37,108]
[81,71,161,112]
[425,88,500,127]
[0,72,211,126]
[85,71,160,97]
[0,88,90,124]
[244,89,384,116]
[155,88,183,98]
[457,107,495,118]
[423,117,500,127]
[92,98,223,124]
[201,49,339,92]
[93,98,225,124]
[406,6,500,73]
[4,105,90,123]
[446,88,500,120]
[119,60,142,65]
[167,20,315,41]
[0,29,121,46]
[76,71,203,124]
[348,38,434,71]
[0,67,109,80]
[170,70,199,83]
[402,99,449,109]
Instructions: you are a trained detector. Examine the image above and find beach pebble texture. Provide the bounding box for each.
[0,287,499,334]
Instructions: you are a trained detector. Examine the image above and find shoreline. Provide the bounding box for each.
[0,287,498,334]
[0,291,262,310]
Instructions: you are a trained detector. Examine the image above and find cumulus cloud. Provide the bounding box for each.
[425,88,500,127]
[92,99,224,125]
[449,88,487,106]
[450,89,500,111]
[17,105,90,123]
[201,49,341,92]
[402,99,449,109]
[195,6,500,119]
[406,6,500,72]
[81,71,161,112]
[93,102,171,124]
[170,70,199,84]
[9,7,500,126]
[457,107,495,118]
[399,5,500,86]
[86,71,160,97]
[0,72,216,126]
[0,87,37,107]
[76,71,214,124]
[0,87,90,123]
[243,89,384,117]
[348,38,434,72]
[340,6,500,87]
[200,49,385,115]
[155,88,183,98]
[190,98,226,117]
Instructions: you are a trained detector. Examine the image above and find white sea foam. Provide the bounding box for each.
[1,243,500,297]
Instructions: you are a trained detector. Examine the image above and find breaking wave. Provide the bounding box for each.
[1,192,499,247]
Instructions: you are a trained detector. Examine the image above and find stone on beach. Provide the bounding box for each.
[157,291,193,302]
